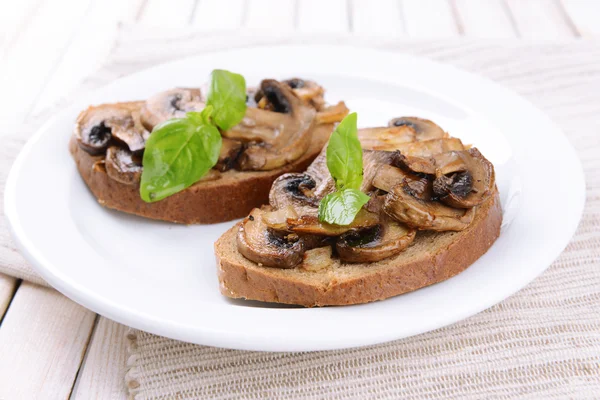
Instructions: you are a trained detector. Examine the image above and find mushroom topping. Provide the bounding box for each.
[284,78,323,102]
[388,117,446,141]
[315,101,349,124]
[358,125,418,151]
[433,148,495,208]
[237,208,305,268]
[372,164,432,200]
[254,78,326,111]
[287,209,380,236]
[336,221,416,263]
[236,80,316,171]
[384,180,475,231]
[395,138,465,158]
[214,138,243,172]
[75,102,145,155]
[105,146,142,185]
[139,88,203,131]
[269,173,319,209]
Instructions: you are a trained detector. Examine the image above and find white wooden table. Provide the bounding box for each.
[0,0,598,398]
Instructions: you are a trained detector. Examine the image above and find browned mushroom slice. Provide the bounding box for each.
[372,164,432,200]
[384,181,474,231]
[284,78,324,102]
[140,88,203,131]
[358,126,417,151]
[236,80,316,171]
[269,173,319,209]
[287,209,380,236]
[237,208,305,268]
[315,101,349,124]
[336,221,416,263]
[395,138,465,157]
[75,102,145,155]
[433,148,495,208]
[214,138,243,172]
[388,117,447,141]
[105,146,142,185]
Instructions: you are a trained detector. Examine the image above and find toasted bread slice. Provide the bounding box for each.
[69,123,333,224]
[215,189,502,307]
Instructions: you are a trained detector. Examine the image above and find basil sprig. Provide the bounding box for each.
[140,69,246,203]
[318,113,370,225]
[207,70,247,130]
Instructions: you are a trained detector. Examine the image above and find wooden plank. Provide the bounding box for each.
[245,0,295,31]
[505,0,577,39]
[71,318,129,400]
[560,0,600,38]
[138,0,197,25]
[32,0,145,113]
[452,0,517,38]
[0,283,96,399]
[0,0,92,135]
[0,274,18,321]
[350,0,405,37]
[297,0,349,33]
[192,0,246,31]
[401,0,460,37]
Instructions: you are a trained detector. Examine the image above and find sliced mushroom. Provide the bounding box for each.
[237,208,305,268]
[315,101,349,124]
[395,137,465,157]
[214,138,243,172]
[287,209,380,236]
[336,221,416,263]
[255,78,326,111]
[388,117,446,141]
[358,125,418,151]
[140,88,203,131]
[269,173,318,209]
[372,164,432,200]
[105,146,142,185]
[236,80,316,171]
[433,148,495,208]
[384,181,474,231]
[284,78,324,103]
[75,102,145,155]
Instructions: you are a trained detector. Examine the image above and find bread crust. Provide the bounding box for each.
[69,124,332,224]
[215,190,502,306]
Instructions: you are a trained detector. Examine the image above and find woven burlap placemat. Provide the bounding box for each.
[1,27,599,398]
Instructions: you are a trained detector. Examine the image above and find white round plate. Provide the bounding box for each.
[5,45,584,352]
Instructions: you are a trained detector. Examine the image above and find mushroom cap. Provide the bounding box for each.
[236,79,316,171]
[384,181,475,231]
[435,148,495,208]
[388,116,446,141]
[237,208,305,269]
[139,88,203,131]
[269,173,318,209]
[105,146,142,185]
[336,221,416,263]
[75,102,145,155]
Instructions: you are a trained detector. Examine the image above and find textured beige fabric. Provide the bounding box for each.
[1,27,599,398]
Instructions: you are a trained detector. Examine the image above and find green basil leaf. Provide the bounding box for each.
[326,112,364,191]
[140,106,222,202]
[318,188,370,226]
[206,69,247,130]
